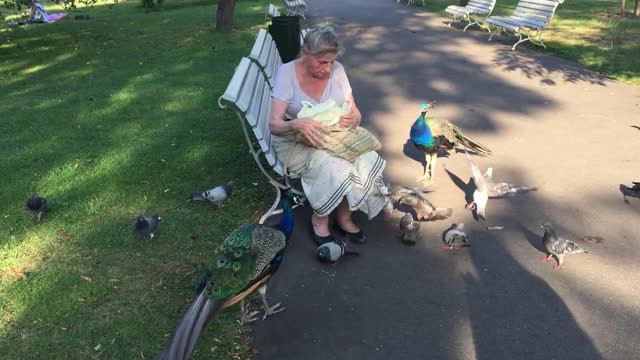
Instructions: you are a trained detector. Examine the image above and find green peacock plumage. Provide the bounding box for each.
[197,224,286,301]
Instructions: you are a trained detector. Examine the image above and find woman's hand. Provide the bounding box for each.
[338,111,361,128]
[294,118,327,147]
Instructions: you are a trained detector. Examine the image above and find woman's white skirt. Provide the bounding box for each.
[273,134,387,218]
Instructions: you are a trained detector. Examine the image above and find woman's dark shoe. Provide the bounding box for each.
[310,223,334,246]
[334,223,366,244]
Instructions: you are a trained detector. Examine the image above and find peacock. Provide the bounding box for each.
[410,102,492,184]
[155,190,300,360]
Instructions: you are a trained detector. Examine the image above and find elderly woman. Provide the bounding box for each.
[269,25,387,245]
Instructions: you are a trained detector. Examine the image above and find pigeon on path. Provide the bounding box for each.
[541,222,588,270]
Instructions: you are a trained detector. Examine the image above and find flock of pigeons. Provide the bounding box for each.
[374,103,636,269]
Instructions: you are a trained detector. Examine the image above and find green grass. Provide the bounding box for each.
[0,0,276,358]
[424,0,640,84]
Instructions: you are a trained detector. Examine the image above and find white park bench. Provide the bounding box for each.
[265,4,280,19]
[282,0,306,18]
[445,0,496,32]
[486,0,565,50]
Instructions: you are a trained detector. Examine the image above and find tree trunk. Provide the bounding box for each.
[634,0,639,15]
[216,0,236,32]
[621,0,626,15]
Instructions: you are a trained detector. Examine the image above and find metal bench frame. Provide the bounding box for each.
[486,0,564,50]
[445,0,497,32]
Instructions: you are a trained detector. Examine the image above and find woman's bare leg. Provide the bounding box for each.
[311,213,330,237]
[335,198,360,233]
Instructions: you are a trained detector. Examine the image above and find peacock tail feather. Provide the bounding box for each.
[426,117,492,156]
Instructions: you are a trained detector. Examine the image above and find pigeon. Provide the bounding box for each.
[464,152,537,222]
[442,223,470,250]
[25,192,47,223]
[188,181,235,207]
[133,214,161,239]
[389,185,453,221]
[619,182,640,203]
[541,222,588,270]
[316,240,359,264]
[399,213,421,245]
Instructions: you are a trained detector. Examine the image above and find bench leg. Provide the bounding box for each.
[463,20,477,32]
[259,179,307,224]
[259,181,282,225]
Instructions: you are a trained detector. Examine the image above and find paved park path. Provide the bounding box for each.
[253,1,640,359]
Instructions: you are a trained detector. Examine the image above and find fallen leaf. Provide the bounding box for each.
[143,195,148,202]
[78,298,85,302]
[94,344,101,351]
[81,276,93,282]
[164,189,170,193]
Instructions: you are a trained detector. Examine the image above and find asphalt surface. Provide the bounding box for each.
[251,1,640,359]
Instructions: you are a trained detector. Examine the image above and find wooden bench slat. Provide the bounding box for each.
[466,5,492,13]
[517,2,555,12]
[468,0,494,5]
[221,58,252,111]
[255,84,272,152]
[246,70,268,129]
[519,0,558,7]
[237,63,261,115]
[513,6,554,18]
[510,14,548,27]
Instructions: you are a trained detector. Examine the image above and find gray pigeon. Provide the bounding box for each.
[399,213,421,245]
[188,181,235,207]
[464,152,537,222]
[541,222,587,269]
[442,223,470,250]
[25,192,47,223]
[316,240,359,264]
[133,214,161,239]
[389,185,453,221]
[619,182,640,203]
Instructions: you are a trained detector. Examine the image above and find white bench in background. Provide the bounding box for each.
[486,0,565,50]
[397,0,425,6]
[445,0,496,32]
[265,4,280,19]
[282,0,306,18]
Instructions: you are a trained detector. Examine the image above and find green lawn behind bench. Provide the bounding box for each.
[424,0,640,84]
[0,0,276,358]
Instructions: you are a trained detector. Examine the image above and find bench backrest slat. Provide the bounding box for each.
[221,58,251,110]
[468,0,494,10]
[509,14,548,28]
[221,57,283,175]
[249,29,283,87]
[513,6,554,18]
[520,0,558,7]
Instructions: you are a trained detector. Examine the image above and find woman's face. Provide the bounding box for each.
[303,50,337,79]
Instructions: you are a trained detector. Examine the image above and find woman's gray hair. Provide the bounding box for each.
[303,24,345,57]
